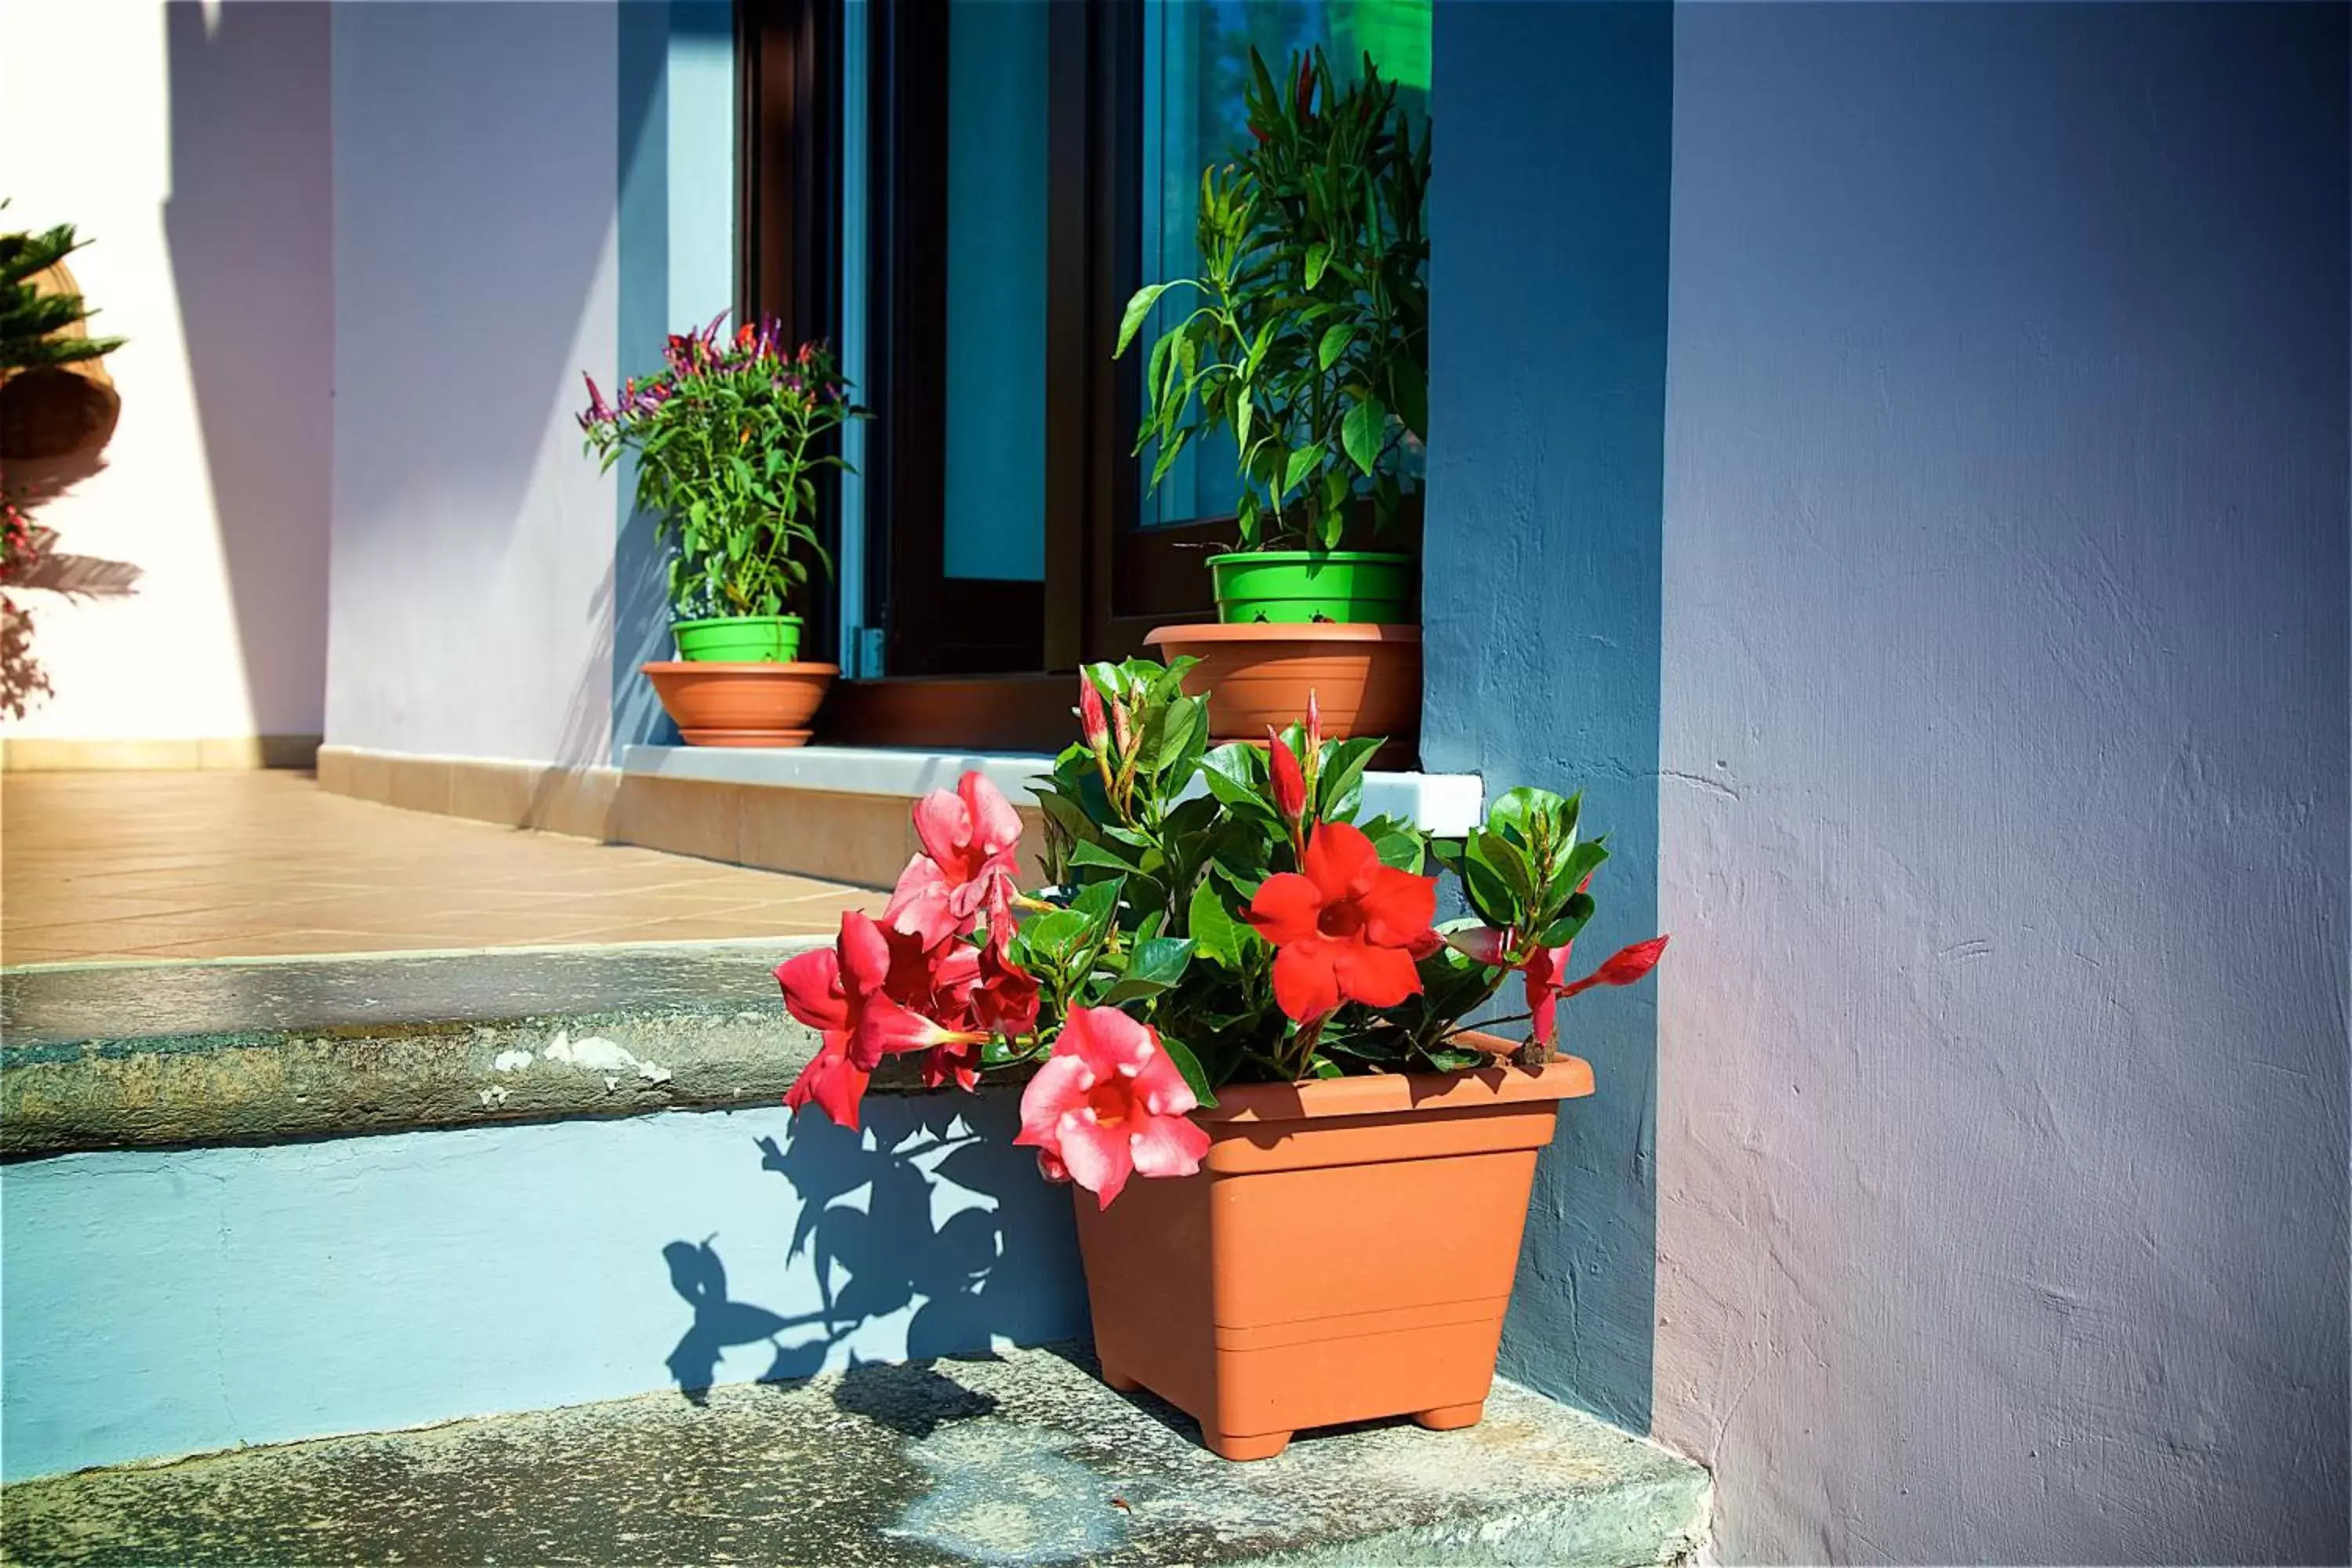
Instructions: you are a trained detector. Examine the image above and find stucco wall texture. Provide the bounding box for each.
[325,2,620,766]
[1648,5,2348,1563]
[0,0,332,745]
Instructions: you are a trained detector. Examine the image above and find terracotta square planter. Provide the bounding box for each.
[1071,1051,1593,1461]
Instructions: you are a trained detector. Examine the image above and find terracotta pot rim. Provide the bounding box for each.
[1143,622,1421,645]
[1200,1051,1593,1126]
[640,661,841,676]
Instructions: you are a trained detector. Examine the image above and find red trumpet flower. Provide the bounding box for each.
[1523,935,1671,1047]
[778,911,984,1130]
[1247,820,1437,1022]
[1268,727,1308,826]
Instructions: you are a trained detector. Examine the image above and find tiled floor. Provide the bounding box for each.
[0,771,876,967]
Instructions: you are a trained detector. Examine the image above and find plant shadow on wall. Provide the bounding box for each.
[659,1092,1087,1412]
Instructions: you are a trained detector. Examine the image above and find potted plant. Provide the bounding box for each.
[579,315,862,746]
[1116,50,1429,763]
[775,660,1667,1461]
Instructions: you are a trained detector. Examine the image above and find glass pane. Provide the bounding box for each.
[1137,0,1431,530]
[944,0,1048,580]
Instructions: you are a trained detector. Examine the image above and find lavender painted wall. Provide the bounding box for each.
[1651,5,2350,1562]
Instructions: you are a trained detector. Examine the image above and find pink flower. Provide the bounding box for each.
[778,911,982,1130]
[884,771,1024,949]
[1015,1007,1210,1208]
[1524,935,1671,1047]
[1247,821,1437,1022]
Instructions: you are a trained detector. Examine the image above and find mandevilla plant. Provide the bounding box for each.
[777,659,1667,1209]
[1116,49,1429,553]
[578,314,862,619]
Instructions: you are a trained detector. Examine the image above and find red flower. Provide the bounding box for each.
[884,771,1024,949]
[1268,726,1308,825]
[778,912,982,1130]
[972,920,1042,1037]
[1247,820,1437,1022]
[1078,676,1110,754]
[1014,1007,1210,1208]
[1524,935,1671,1047]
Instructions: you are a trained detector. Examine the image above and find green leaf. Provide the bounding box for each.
[1116,282,1172,358]
[1187,877,1259,966]
[1015,909,1091,969]
[1535,893,1596,949]
[1305,241,1330,289]
[1369,823,1425,873]
[1472,828,1541,903]
[1068,875,1126,924]
[1341,397,1386,476]
[1283,446,1321,499]
[1315,736,1381,822]
[1071,839,1142,875]
[1102,936,1194,1004]
[1317,323,1356,371]
[1154,696,1204,774]
[1156,1031,1218,1107]
[1235,384,1254,456]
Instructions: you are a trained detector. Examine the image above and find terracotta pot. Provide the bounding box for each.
[1143,622,1421,768]
[641,661,837,747]
[1072,1050,1594,1461]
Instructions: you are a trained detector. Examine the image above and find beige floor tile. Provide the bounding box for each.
[1,771,873,964]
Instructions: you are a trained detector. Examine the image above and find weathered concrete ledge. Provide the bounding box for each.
[1,942,846,1157]
[0,1345,1711,1567]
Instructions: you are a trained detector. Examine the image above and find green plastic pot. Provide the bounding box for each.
[1209,551,1416,625]
[672,615,804,663]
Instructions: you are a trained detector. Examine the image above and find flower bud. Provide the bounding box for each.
[1078,676,1110,754]
[1269,728,1308,823]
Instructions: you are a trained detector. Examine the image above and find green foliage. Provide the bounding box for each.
[0,218,126,374]
[579,321,862,620]
[1116,48,1429,554]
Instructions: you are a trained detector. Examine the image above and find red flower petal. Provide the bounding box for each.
[1271,938,1342,1022]
[1247,871,1326,946]
[775,948,848,1033]
[910,787,973,874]
[784,1035,870,1131]
[1330,940,1422,1010]
[1560,935,1670,998]
[1128,1112,1210,1179]
[959,771,1023,856]
[1302,820,1381,902]
[836,911,896,997]
[1356,865,1437,949]
[1058,1117,1137,1209]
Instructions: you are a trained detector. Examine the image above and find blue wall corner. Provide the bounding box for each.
[1422,0,1673,1434]
[612,2,737,757]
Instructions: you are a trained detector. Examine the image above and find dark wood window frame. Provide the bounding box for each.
[742,0,1222,751]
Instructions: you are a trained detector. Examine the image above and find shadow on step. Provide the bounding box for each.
[660,1093,1080,1425]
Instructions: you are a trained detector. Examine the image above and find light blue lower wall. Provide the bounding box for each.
[1,1093,1087,1482]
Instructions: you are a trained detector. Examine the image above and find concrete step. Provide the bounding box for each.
[2,941,835,1156]
[0,1345,1711,1568]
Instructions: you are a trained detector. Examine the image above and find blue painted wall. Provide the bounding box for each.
[1421,0,1672,1436]
[1,1093,1086,1482]
[613,2,737,755]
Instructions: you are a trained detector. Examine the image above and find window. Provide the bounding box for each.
[742,0,1431,748]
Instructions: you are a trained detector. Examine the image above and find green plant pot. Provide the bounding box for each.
[672,615,804,663]
[1208,551,1416,625]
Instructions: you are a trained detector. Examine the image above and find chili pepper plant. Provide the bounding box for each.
[778,659,1666,1208]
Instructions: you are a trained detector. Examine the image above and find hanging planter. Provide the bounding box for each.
[771,653,1668,1461]
[579,318,865,747]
